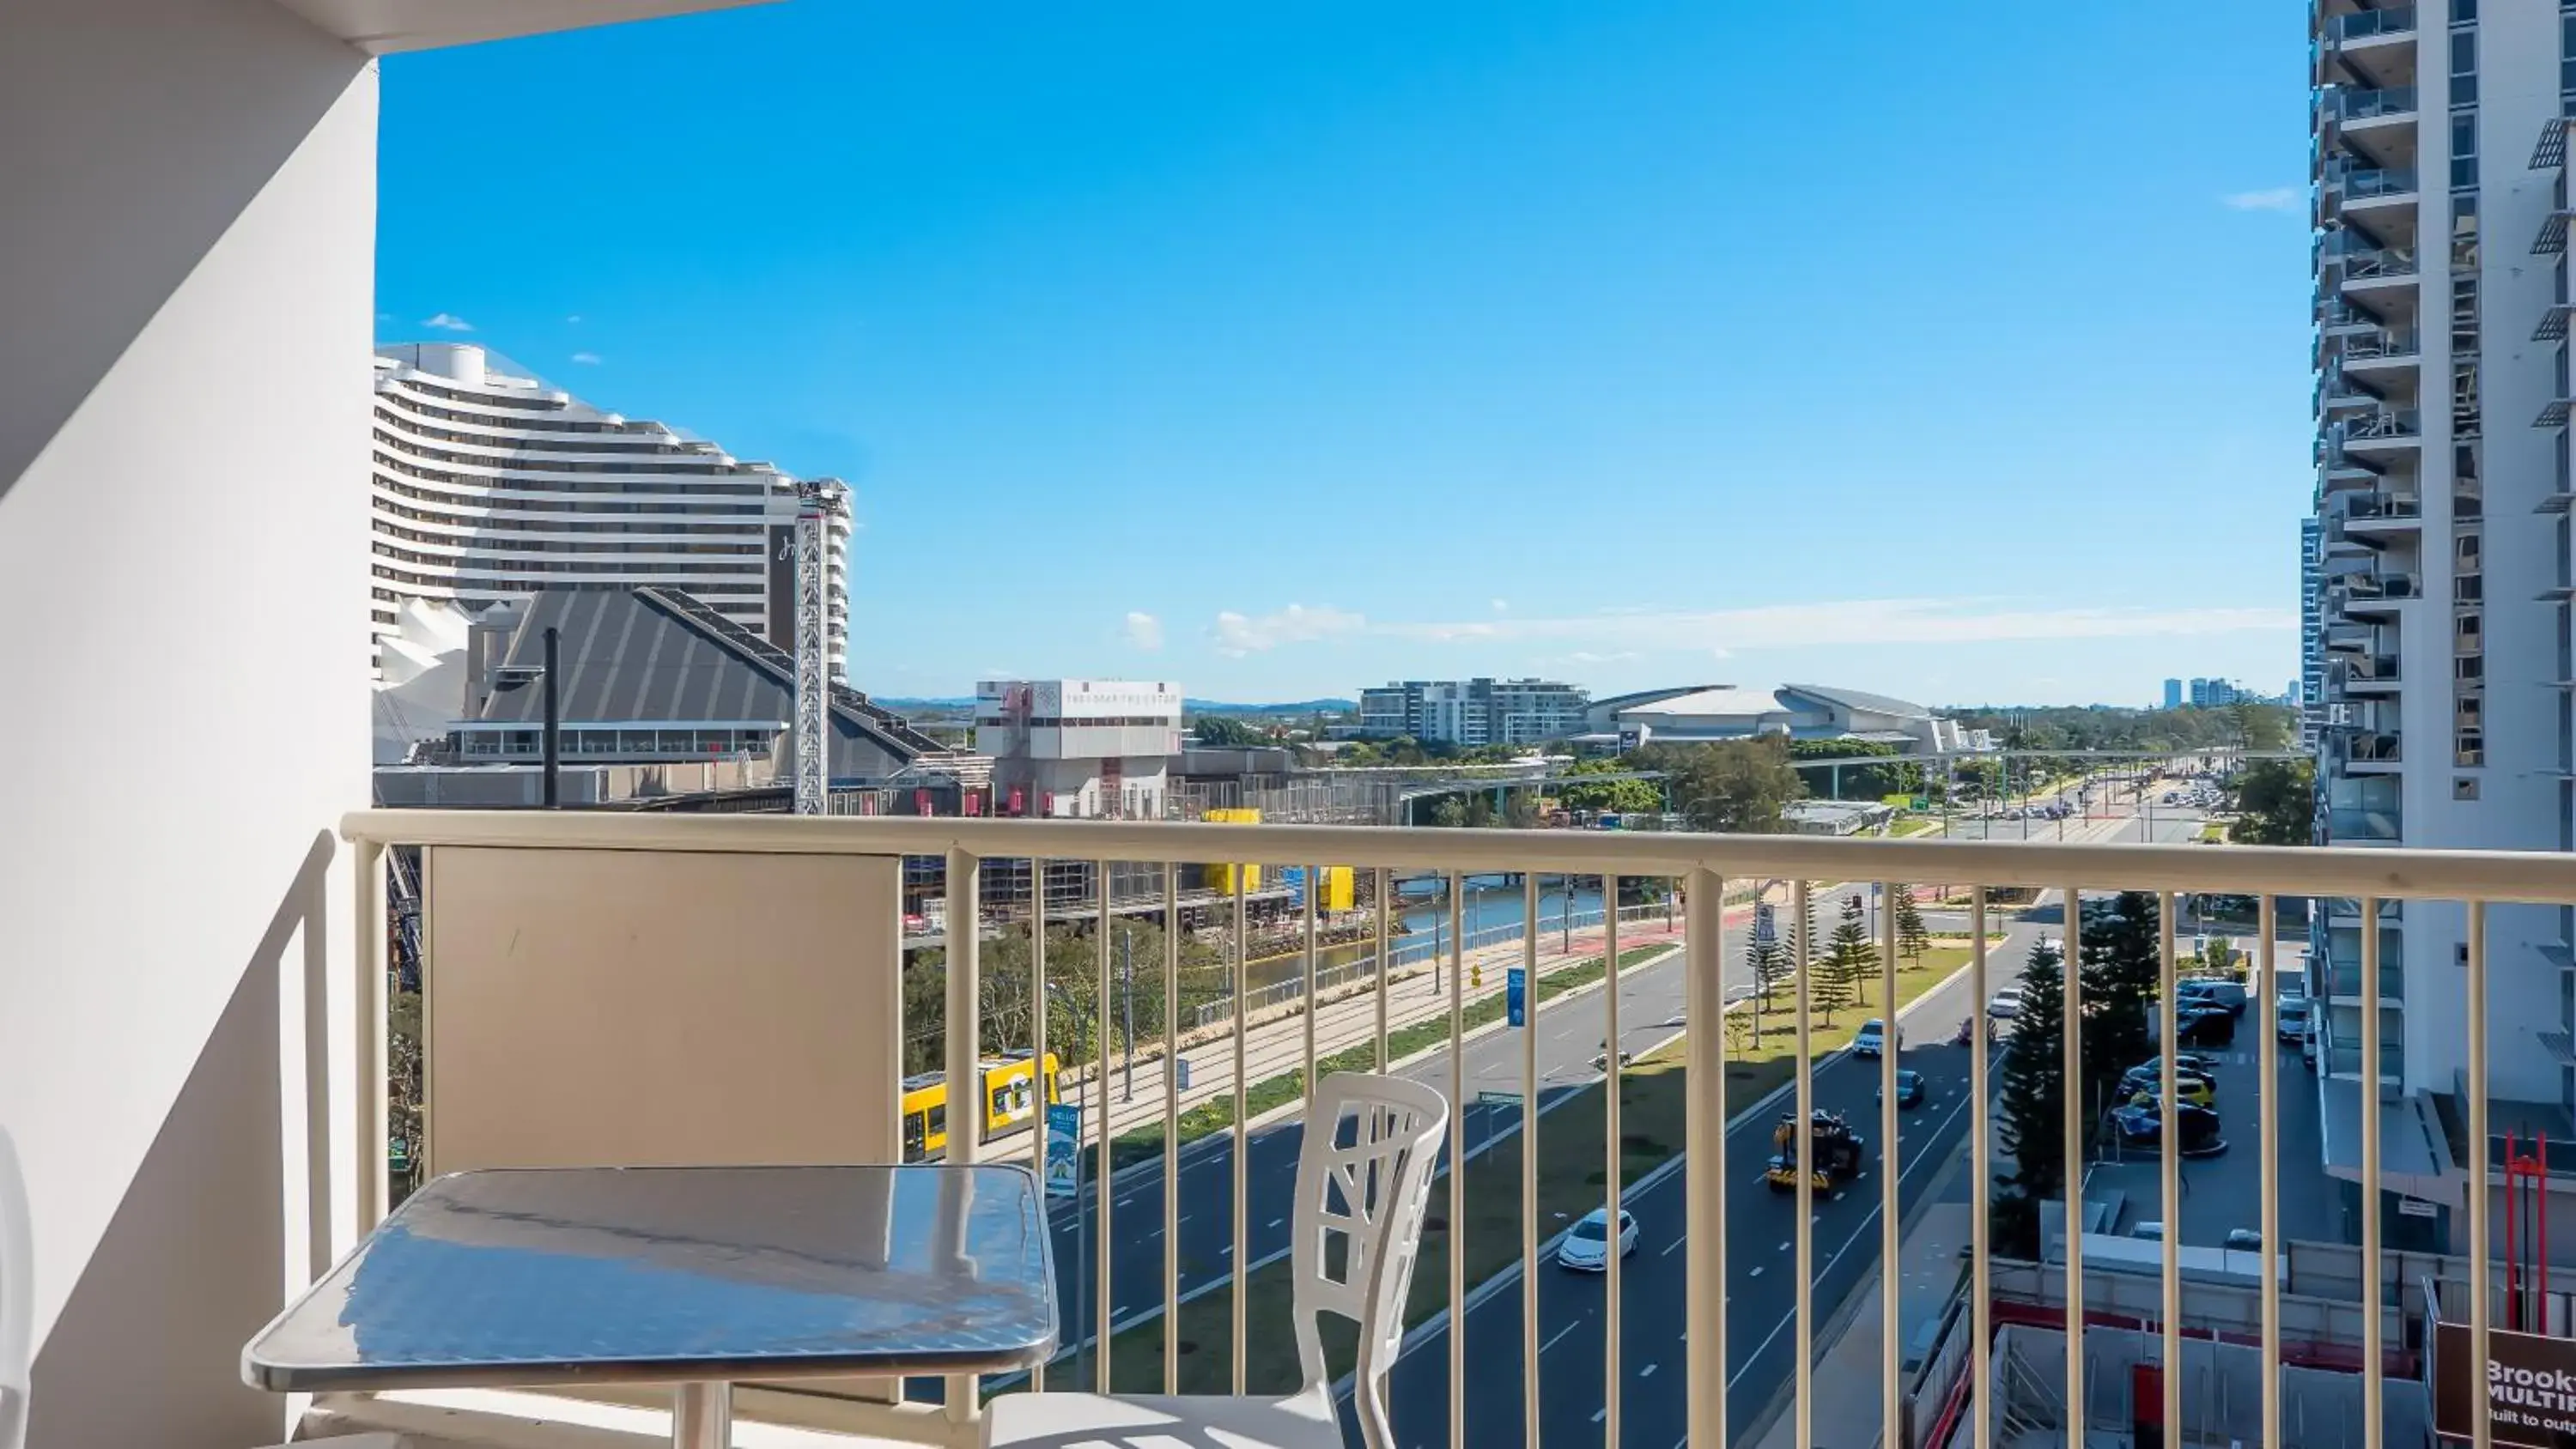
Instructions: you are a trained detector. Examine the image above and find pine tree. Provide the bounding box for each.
[1893,884,1931,967]
[1820,893,1877,1015]
[1994,937,2069,1206]
[1745,906,1793,1049]
[2079,890,2160,1103]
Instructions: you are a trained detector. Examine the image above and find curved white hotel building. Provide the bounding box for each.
[370,342,849,674]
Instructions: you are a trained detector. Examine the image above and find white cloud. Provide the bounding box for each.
[570,351,603,365]
[2221,187,2300,213]
[1491,598,1509,613]
[1122,611,1164,651]
[566,313,584,324]
[1208,597,2293,656]
[1212,603,1368,657]
[422,312,474,331]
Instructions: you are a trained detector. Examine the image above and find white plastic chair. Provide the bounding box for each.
[0,1125,30,1449]
[983,1071,1449,1449]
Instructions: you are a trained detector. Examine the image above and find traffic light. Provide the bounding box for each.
[1471,966,1483,989]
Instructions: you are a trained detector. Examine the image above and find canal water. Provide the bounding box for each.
[1242,873,1611,993]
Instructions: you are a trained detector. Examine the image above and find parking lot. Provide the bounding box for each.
[2081,1014,2340,1250]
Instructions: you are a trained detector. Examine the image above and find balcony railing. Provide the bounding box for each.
[2340,328,2420,361]
[2345,494,2422,521]
[2323,85,2419,122]
[2330,246,2419,281]
[2346,408,2421,441]
[2325,6,2416,43]
[2328,166,2421,200]
[2339,731,2403,763]
[2329,807,2403,840]
[313,809,2576,1449]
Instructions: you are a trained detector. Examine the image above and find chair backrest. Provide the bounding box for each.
[1287,1072,1448,1449]
[0,1125,31,1449]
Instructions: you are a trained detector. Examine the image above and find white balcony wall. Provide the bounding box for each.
[0,3,376,1445]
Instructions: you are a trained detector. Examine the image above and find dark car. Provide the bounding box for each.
[2172,1005,2236,1048]
[1879,1069,1926,1108]
[2110,1100,2227,1157]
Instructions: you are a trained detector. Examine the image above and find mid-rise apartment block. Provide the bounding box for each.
[1353,677,1589,746]
[2311,0,2570,1225]
[371,343,850,675]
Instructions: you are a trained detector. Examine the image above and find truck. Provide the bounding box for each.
[1766,1109,1866,1192]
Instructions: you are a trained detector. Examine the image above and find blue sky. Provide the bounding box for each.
[379,2,2309,707]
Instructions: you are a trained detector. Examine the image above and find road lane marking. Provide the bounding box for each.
[1662,1238,1686,1258]
[1777,1240,1789,1252]
[1268,1217,1284,1229]
[1541,1320,1581,1355]
[1641,1362,1657,1378]
[1749,1265,1764,1277]
[1721,1076,1979,1397]
[1592,1410,1607,1424]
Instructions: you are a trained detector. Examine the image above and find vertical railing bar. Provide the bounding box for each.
[942,847,982,1427]
[1163,863,1181,1397]
[1794,879,1816,1449]
[2360,893,2384,1449]
[1303,864,1318,1102]
[2257,896,2281,1449]
[2062,882,2084,1449]
[353,837,387,1240]
[1448,870,1467,1449]
[1376,867,1392,1071]
[1522,874,1541,1448]
[1684,870,1729,1449]
[1605,871,1624,1449]
[1029,862,1048,1394]
[1231,870,1249,1397]
[1971,886,1994,1449]
[2157,891,2180,1445]
[1095,860,1113,1394]
[2468,900,2493,1449]
[1878,878,1899,1449]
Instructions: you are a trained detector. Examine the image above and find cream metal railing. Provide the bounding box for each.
[341,809,2576,1449]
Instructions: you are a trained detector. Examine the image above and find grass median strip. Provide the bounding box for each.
[1084,945,1972,1395]
[1105,942,1676,1172]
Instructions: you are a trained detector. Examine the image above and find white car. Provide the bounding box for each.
[1987,986,2025,1020]
[1557,1208,1639,1270]
[1852,1018,1900,1057]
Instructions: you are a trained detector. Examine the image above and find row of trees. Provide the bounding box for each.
[1946,701,2297,756]
[1989,891,2167,1253]
[900,919,1235,1078]
[1737,886,1935,1046]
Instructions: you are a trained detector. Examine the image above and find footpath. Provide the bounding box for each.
[1048,897,1720,1149]
[1753,1167,1976,1449]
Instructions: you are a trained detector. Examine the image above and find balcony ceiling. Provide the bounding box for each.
[272,0,775,53]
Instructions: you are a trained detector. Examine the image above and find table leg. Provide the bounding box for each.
[672,1381,730,1449]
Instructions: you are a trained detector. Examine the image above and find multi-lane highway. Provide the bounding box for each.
[1363,788,2214,1449]
[1018,784,2215,1446]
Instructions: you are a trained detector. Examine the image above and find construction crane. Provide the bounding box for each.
[792,483,831,815]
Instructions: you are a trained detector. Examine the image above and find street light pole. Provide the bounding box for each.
[540,625,562,809]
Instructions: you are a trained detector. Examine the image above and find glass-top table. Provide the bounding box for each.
[244,1165,1056,1448]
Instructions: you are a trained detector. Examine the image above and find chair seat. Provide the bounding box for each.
[983,1384,1341,1449]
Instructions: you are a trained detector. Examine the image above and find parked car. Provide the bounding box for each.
[1557,1208,1639,1270]
[2276,1005,2309,1043]
[2226,1228,2264,1252]
[2178,979,2249,1016]
[2118,1067,2216,1108]
[2109,1099,2228,1157]
[2132,1054,2219,1079]
[1852,1019,1901,1058]
[1880,1068,1927,1108]
[2159,1004,2236,1047]
[1987,986,2026,1020]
